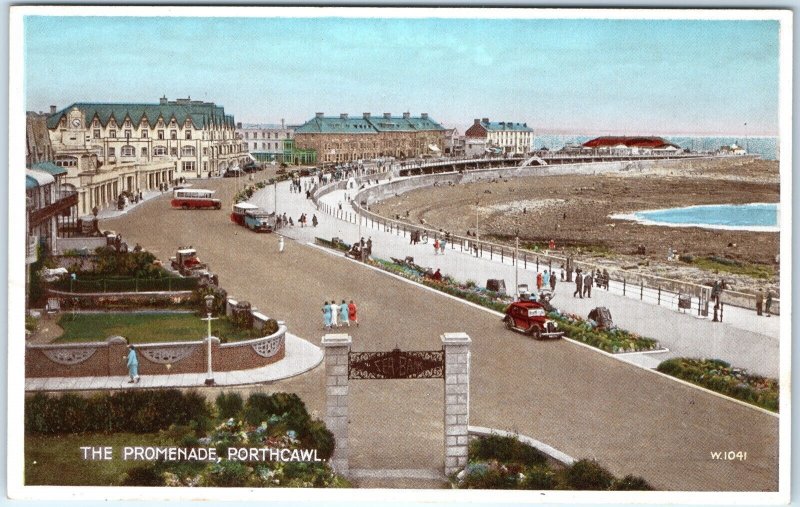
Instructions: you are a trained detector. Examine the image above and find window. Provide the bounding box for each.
[181,145,195,157]
[245,132,249,139]
[141,147,148,157]
[158,130,165,140]
[170,147,177,157]
[107,147,116,157]
[93,129,100,139]
[182,161,195,172]
[121,145,135,157]
[170,130,177,140]
[153,145,167,156]
[125,130,132,138]
[203,147,208,156]
[185,130,192,140]
[141,130,148,139]
[262,142,266,150]
[109,130,116,138]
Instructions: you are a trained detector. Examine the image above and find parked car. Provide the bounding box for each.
[223,168,245,178]
[503,294,563,339]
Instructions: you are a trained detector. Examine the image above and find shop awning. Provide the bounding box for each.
[428,144,440,152]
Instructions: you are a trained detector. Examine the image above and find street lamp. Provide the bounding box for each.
[202,294,218,386]
[514,228,520,300]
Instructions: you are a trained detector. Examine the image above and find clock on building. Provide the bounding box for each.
[71,118,82,128]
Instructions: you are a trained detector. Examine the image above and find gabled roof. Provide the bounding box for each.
[582,136,681,150]
[47,100,236,130]
[295,114,446,134]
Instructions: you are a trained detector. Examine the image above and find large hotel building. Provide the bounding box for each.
[294,112,446,163]
[46,97,247,214]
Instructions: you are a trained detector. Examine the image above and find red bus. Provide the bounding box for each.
[171,189,222,210]
[230,202,259,225]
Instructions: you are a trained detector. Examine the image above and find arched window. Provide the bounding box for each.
[153,145,167,156]
[181,145,196,157]
[121,145,135,157]
[141,147,148,158]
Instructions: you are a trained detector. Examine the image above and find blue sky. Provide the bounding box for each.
[23,14,780,135]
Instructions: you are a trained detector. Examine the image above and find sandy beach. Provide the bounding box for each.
[372,159,780,294]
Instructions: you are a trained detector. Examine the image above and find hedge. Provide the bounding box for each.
[656,358,779,412]
[25,390,212,434]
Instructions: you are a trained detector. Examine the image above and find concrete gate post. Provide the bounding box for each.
[442,332,472,476]
[322,333,352,475]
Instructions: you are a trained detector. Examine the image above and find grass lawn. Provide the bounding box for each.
[689,257,774,279]
[26,432,168,486]
[55,312,263,344]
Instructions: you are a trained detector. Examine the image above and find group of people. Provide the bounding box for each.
[755,288,775,317]
[432,238,446,255]
[296,213,318,227]
[572,268,609,298]
[322,300,359,330]
[535,269,557,292]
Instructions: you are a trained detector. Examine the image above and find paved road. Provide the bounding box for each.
[103,176,779,491]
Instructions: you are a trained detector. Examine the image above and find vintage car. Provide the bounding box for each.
[503,296,563,339]
[230,202,260,226]
[244,210,277,233]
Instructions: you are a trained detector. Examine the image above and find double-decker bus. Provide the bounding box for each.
[171,189,222,210]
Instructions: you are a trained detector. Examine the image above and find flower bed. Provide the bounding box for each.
[370,257,659,353]
[656,358,779,412]
[453,434,652,490]
[549,313,660,353]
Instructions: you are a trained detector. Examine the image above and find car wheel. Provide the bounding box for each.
[528,325,542,340]
[504,316,514,330]
[181,204,189,210]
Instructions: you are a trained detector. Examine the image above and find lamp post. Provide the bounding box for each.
[514,229,519,300]
[202,294,218,386]
[475,200,480,242]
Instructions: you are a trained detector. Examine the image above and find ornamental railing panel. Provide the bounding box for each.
[348,347,445,380]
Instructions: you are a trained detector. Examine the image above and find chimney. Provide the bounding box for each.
[316,112,324,118]
[473,118,480,125]
[281,118,285,129]
[363,112,371,119]
[340,113,348,119]
[482,118,489,123]
[384,113,391,119]
[403,112,410,119]
[160,95,168,105]
[236,122,242,129]
[49,105,57,114]
[421,113,428,120]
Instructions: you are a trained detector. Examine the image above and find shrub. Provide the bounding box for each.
[121,465,163,486]
[304,419,335,460]
[520,464,557,490]
[460,465,512,489]
[469,434,547,467]
[203,461,253,487]
[25,315,38,333]
[611,474,654,490]
[262,318,279,336]
[25,389,212,434]
[215,392,244,420]
[562,459,614,490]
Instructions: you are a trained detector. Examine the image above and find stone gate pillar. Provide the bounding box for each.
[322,333,351,475]
[442,332,471,476]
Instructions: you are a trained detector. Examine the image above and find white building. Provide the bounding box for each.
[236,121,294,162]
[464,118,534,155]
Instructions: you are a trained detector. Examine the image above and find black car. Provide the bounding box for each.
[223,168,245,178]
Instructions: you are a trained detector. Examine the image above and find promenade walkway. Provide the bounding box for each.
[252,178,780,377]
[24,333,322,391]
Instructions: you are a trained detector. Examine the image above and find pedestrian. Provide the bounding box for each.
[573,270,583,298]
[312,214,318,227]
[549,239,555,250]
[339,299,350,327]
[583,271,593,298]
[289,217,294,226]
[536,272,543,291]
[278,235,285,253]
[366,237,373,256]
[549,272,557,291]
[323,301,332,330]
[330,300,339,327]
[440,238,446,254]
[126,344,140,384]
[765,290,773,317]
[756,289,764,316]
[299,213,305,227]
[543,270,550,289]
[711,280,721,305]
[560,263,566,281]
[433,238,440,255]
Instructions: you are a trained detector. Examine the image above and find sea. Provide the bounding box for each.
[532,134,779,161]
[611,203,779,232]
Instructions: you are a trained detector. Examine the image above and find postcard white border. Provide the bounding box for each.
[7,5,793,505]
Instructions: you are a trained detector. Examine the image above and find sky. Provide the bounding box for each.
[22,11,781,136]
